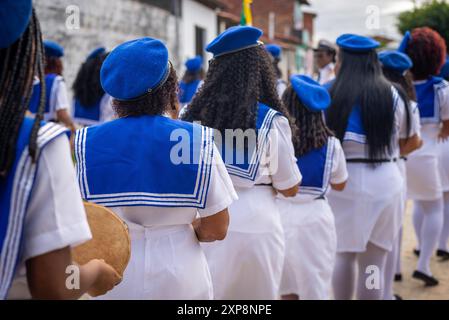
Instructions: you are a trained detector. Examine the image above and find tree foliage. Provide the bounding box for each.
[397,0,449,52]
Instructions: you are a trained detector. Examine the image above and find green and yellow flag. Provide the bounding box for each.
[240,0,253,26]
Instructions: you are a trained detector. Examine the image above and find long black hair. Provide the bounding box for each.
[73,52,108,106]
[282,86,334,157]
[326,49,395,161]
[382,66,415,139]
[182,45,298,148]
[0,10,46,178]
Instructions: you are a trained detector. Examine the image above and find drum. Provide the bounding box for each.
[72,202,131,276]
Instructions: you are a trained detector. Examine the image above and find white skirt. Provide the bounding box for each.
[407,128,444,200]
[328,162,403,252]
[202,186,285,300]
[278,198,336,300]
[97,223,213,300]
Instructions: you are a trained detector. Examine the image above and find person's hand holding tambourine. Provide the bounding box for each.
[72,202,131,297]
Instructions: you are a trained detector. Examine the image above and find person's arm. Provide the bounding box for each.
[26,246,121,299]
[53,78,76,132]
[331,181,347,191]
[192,209,229,242]
[399,134,423,156]
[56,109,76,132]
[439,120,449,142]
[329,138,348,192]
[277,185,299,197]
[270,117,302,197]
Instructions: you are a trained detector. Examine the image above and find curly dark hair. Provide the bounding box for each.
[182,45,298,148]
[282,86,334,157]
[112,65,178,117]
[406,27,447,80]
[73,52,108,106]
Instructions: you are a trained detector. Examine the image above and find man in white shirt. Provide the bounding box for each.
[313,40,337,85]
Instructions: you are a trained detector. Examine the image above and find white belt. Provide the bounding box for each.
[127,223,192,239]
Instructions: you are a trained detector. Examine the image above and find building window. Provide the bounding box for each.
[195,26,206,59]
[137,0,182,16]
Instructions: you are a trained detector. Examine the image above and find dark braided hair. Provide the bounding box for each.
[73,53,108,107]
[112,64,178,117]
[282,86,334,157]
[182,45,298,149]
[0,10,46,178]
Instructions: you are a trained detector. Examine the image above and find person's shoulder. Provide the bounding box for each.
[435,77,449,91]
[258,102,282,116]
[328,135,342,151]
[37,121,69,145]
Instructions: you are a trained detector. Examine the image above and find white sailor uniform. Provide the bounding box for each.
[278,136,348,300]
[3,118,91,299]
[74,115,237,300]
[202,103,302,300]
[328,88,408,252]
[407,77,449,200]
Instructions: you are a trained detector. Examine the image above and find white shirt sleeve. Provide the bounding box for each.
[268,116,302,190]
[330,138,348,185]
[276,80,287,98]
[410,100,422,137]
[395,93,410,139]
[52,77,71,112]
[22,134,92,261]
[197,145,238,218]
[437,83,449,121]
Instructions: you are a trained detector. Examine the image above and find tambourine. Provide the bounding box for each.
[72,202,131,276]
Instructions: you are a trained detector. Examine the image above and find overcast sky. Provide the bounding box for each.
[307,0,430,45]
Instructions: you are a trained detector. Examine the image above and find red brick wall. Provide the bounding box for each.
[224,0,296,38]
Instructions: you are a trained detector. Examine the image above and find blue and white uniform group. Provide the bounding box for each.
[3,0,449,301]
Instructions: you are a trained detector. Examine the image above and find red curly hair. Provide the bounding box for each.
[406,27,447,80]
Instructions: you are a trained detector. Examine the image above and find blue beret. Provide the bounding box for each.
[0,0,32,49]
[44,40,64,58]
[87,47,106,60]
[290,75,331,112]
[398,31,411,54]
[206,26,263,58]
[336,34,380,52]
[185,56,203,72]
[378,50,413,73]
[265,44,282,59]
[101,37,169,101]
[439,56,449,79]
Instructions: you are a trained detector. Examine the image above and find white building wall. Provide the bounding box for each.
[34,0,178,100]
[181,0,218,72]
